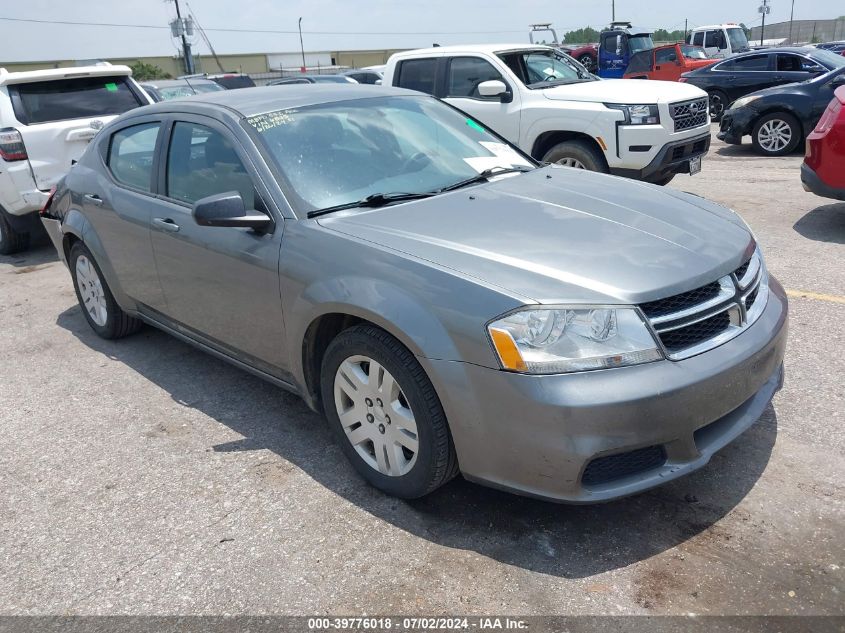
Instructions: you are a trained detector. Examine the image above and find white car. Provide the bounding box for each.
[0,64,151,254]
[383,44,712,185]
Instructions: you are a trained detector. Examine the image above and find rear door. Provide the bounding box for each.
[7,73,148,191]
[722,53,775,102]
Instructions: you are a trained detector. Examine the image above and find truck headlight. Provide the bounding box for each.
[487,307,663,374]
[605,103,660,125]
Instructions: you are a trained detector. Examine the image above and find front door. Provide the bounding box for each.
[442,56,522,143]
[148,117,288,375]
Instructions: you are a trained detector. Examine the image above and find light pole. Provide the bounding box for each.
[298,17,306,73]
[788,0,795,44]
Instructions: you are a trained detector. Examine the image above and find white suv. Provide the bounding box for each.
[0,64,151,254]
[384,45,711,185]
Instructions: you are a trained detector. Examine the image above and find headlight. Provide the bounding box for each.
[731,95,761,109]
[605,103,660,125]
[487,307,663,374]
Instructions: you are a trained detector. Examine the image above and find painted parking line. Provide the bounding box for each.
[786,289,845,305]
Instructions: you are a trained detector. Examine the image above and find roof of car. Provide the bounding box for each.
[139,84,425,118]
[729,47,828,57]
[0,64,132,86]
[391,43,552,58]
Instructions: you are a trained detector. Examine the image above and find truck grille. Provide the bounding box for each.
[670,98,709,132]
[639,249,767,359]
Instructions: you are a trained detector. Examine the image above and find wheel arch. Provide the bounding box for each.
[530,130,606,165]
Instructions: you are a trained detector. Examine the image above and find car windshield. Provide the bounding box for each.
[727,28,750,52]
[812,49,845,69]
[311,76,354,83]
[681,45,708,60]
[499,49,591,87]
[191,82,226,94]
[246,96,534,214]
[628,36,654,54]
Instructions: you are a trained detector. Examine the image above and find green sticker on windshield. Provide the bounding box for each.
[466,118,485,132]
[105,82,118,92]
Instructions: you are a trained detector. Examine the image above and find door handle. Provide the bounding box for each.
[84,193,103,206]
[153,217,180,233]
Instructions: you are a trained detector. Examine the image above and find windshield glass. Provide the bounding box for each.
[681,45,708,60]
[246,96,534,213]
[727,28,749,51]
[191,82,226,94]
[628,36,654,54]
[498,49,588,87]
[813,49,845,69]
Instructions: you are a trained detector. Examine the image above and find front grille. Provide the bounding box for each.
[639,250,766,359]
[660,311,731,353]
[640,281,721,319]
[582,445,667,486]
[670,98,709,132]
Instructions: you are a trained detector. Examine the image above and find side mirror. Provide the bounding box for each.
[477,79,512,102]
[616,35,623,56]
[192,191,272,231]
[375,79,382,85]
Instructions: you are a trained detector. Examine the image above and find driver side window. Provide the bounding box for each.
[166,122,255,208]
[446,57,505,99]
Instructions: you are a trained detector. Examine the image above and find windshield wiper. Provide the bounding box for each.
[307,192,436,218]
[437,166,533,193]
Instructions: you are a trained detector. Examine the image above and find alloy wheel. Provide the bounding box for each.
[75,254,108,326]
[757,119,793,153]
[333,355,419,477]
[710,94,725,118]
[557,157,587,169]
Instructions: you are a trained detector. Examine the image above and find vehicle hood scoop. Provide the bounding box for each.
[318,168,754,305]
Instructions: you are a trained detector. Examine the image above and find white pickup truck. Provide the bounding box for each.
[383,44,712,185]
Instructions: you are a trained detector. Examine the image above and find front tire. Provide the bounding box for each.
[0,211,30,255]
[320,325,458,499]
[708,89,729,122]
[751,112,802,156]
[542,140,608,173]
[69,242,142,339]
[578,54,595,72]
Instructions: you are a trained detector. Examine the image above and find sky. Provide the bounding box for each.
[0,0,842,63]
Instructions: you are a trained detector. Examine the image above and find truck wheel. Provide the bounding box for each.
[708,90,729,122]
[751,112,802,156]
[0,211,30,255]
[542,140,608,173]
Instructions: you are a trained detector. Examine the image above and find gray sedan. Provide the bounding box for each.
[40,85,787,503]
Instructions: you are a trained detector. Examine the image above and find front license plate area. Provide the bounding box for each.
[689,155,702,175]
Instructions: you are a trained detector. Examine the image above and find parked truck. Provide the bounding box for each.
[624,43,716,81]
[598,22,655,78]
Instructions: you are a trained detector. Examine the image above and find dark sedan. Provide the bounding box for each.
[680,47,845,120]
[717,66,845,155]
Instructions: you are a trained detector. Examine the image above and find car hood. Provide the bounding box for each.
[317,168,754,305]
[542,78,707,103]
[742,82,805,101]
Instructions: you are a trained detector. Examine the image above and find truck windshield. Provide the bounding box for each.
[727,28,750,52]
[498,49,592,88]
[681,45,708,60]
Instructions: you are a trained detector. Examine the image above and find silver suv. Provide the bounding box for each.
[41,86,787,503]
[0,64,150,254]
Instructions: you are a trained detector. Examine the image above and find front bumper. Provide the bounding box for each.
[426,277,788,503]
[610,131,711,183]
[718,107,756,144]
[801,162,845,202]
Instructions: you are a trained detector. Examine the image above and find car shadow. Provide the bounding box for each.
[793,202,845,244]
[0,242,59,269]
[57,305,777,580]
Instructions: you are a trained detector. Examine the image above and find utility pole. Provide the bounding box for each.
[759,0,771,46]
[298,17,306,73]
[612,0,615,22]
[788,0,795,44]
[684,18,688,41]
[172,0,194,75]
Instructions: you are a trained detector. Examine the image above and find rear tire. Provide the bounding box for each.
[751,112,802,156]
[320,325,459,499]
[708,89,729,122]
[542,140,608,173]
[0,211,30,255]
[69,242,142,339]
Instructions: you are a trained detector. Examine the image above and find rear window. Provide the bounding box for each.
[395,58,438,95]
[10,76,144,125]
[210,75,255,89]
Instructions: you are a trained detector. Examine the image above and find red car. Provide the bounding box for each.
[561,44,598,72]
[624,44,716,82]
[801,85,845,201]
